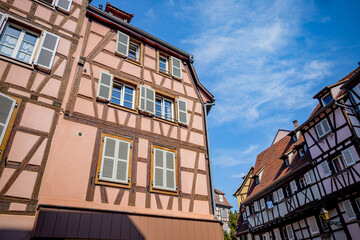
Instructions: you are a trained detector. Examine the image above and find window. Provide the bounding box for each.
[330,155,345,173]
[0,93,20,158]
[250,204,255,214]
[356,198,360,212]
[39,0,73,13]
[342,200,356,220]
[284,158,290,166]
[321,93,333,106]
[298,177,307,189]
[242,212,247,221]
[254,176,260,186]
[307,216,319,235]
[157,51,183,79]
[96,133,132,187]
[290,180,298,193]
[151,146,177,193]
[299,147,305,157]
[315,118,331,138]
[219,194,224,202]
[155,96,174,121]
[351,83,360,106]
[0,24,39,64]
[0,13,60,71]
[266,195,274,208]
[111,82,135,109]
[286,225,294,240]
[116,30,142,64]
[283,186,291,197]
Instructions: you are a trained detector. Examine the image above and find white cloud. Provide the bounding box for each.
[180,0,333,129]
[213,145,258,167]
[232,173,247,178]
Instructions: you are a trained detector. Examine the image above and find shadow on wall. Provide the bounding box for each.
[0,229,32,240]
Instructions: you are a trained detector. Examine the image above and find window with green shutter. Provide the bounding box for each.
[151,145,177,194]
[95,133,132,188]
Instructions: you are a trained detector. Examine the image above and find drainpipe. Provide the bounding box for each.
[203,102,216,219]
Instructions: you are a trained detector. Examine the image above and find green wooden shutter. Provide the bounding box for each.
[55,0,72,12]
[116,30,129,56]
[97,71,113,101]
[34,31,59,70]
[165,151,176,190]
[177,99,188,125]
[0,93,16,147]
[170,56,182,79]
[139,85,155,115]
[342,148,355,167]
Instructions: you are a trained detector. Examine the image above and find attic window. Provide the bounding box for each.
[321,93,332,106]
[254,177,260,186]
[284,158,290,166]
[219,194,224,202]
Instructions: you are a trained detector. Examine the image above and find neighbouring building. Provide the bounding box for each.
[215,188,233,233]
[0,1,223,239]
[237,66,360,240]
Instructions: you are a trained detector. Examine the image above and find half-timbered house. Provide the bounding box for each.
[238,66,360,240]
[29,2,220,240]
[0,0,87,239]
[215,188,233,233]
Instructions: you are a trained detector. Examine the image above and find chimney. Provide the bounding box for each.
[105,3,134,23]
[293,120,298,129]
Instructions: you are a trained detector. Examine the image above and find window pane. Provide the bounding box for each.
[123,101,132,109]
[5,26,21,38]
[15,52,32,63]
[322,94,332,106]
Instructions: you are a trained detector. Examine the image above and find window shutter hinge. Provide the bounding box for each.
[128,177,130,183]
[130,144,132,149]
[102,137,105,142]
[14,102,18,108]
[151,181,153,186]
[0,149,1,154]
[97,172,100,178]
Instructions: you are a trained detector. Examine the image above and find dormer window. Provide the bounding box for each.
[292,135,297,142]
[321,93,332,106]
[219,194,224,202]
[254,177,260,186]
[284,158,290,166]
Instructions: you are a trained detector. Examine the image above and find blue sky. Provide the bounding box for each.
[92,0,360,210]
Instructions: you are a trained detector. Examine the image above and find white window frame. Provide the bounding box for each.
[110,81,136,109]
[0,23,40,64]
[99,136,130,184]
[242,212,247,221]
[0,93,17,146]
[128,41,140,62]
[155,95,174,121]
[152,147,176,191]
[219,194,224,202]
[342,199,356,221]
[315,118,331,138]
[159,55,169,74]
[286,225,295,240]
[298,177,307,189]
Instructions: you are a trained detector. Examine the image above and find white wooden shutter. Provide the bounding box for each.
[34,31,59,70]
[97,72,113,101]
[0,93,16,146]
[307,216,319,234]
[290,180,297,193]
[322,119,330,133]
[273,229,281,240]
[342,148,355,167]
[100,137,116,181]
[254,201,259,212]
[153,148,165,188]
[177,99,188,125]
[165,150,176,190]
[342,200,356,220]
[286,225,294,240]
[320,161,331,177]
[260,199,266,209]
[0,12,7,30]
[116,30,129,56]
[273,191,279,203]
[139,85,155,115]
[246,206,250,215]
[55,0,72,12]
[170,56,182,79]
[277,189,284,200]
[115,140,130,183]
[304,172,312,185]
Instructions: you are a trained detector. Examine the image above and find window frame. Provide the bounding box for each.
[315,118,331,138]
[298,177,307,190]
[321,93,333,106]
[158,53,170,75]
[125,38,143,66]
[153,90,178,125]
[219,194,224,202]
[155,95,174,121]
[95,132,133,188]
[150,145,178,195]
[330,154,345,174]
[0,22,40,65]
[0,93,21,160]
[110,81,136,109]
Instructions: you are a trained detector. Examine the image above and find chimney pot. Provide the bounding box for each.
[293,120,298,129]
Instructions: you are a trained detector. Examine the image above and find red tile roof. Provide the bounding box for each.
[244,133,311,203]
[214,188,233,208]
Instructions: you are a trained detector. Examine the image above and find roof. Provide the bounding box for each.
[233,167,254,196]
[214,188,233,208]
[244,132,311,204]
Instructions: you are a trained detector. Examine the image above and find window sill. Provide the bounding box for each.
[157,70,173,79]
[125,58,142,67]
[317,131,334,142]
[0,55,35,70]
[108,103,139,115]
[153,116,178,126]
[95,178,131,189]
[150,187,178,196]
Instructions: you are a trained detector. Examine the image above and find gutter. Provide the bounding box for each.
[204,102,216,219]
[87,4,193,60]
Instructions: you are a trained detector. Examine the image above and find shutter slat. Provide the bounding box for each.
[320,161,331,177]
[97,72,113,101]
[100,137,116,180]
[286,225,294,240]
[55,0,72,12]
[116,30,129,56]
[254,201,259,211]
[115,141,130,182]
[177,99,188,125]
[170,56,182,79]
[342,148,355,167]
[34,31,59,70]
[342,200,356,220]
[0,93,16,146]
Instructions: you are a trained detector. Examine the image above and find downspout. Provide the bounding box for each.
[203,102,216,219]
